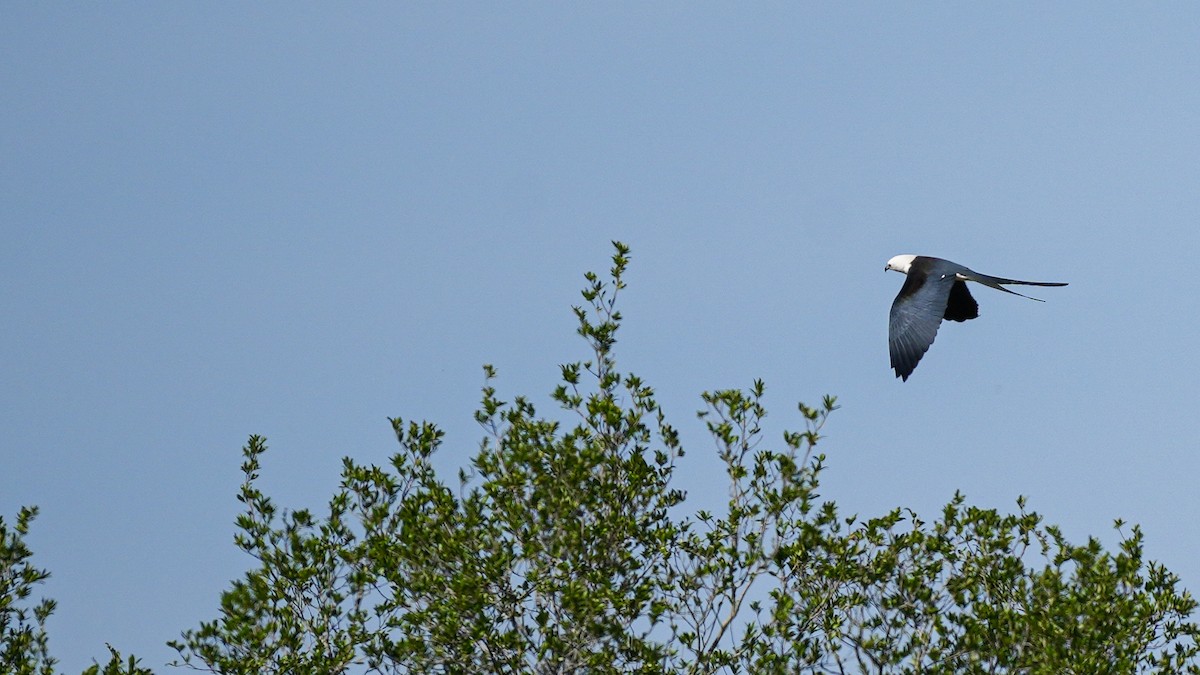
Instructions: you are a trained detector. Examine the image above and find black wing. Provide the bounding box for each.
[889,265,958,381]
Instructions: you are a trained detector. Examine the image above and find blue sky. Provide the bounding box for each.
[3,4,1199,670]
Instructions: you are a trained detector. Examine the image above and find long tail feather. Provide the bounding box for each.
[985,278,1068,287]
[962,273,1068,302]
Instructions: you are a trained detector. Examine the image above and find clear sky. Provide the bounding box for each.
[3,4,1198,670]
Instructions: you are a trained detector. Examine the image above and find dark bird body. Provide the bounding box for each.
[885,255,1067,381]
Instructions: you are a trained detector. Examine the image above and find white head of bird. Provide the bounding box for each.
[885,254,916,274]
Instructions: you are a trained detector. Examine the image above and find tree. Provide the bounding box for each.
[169,242,1199,673]
[5,242,1198,672]
[1,506,55,675]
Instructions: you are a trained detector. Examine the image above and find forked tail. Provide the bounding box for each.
[967,273,1069,302]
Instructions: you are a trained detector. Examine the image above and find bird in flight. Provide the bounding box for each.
[885,255,1067,381]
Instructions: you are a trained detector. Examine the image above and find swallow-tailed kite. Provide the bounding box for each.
[885,255,1067,381]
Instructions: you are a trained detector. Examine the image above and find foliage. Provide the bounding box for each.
[1,506,55,675]
[5,242,1199,673]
